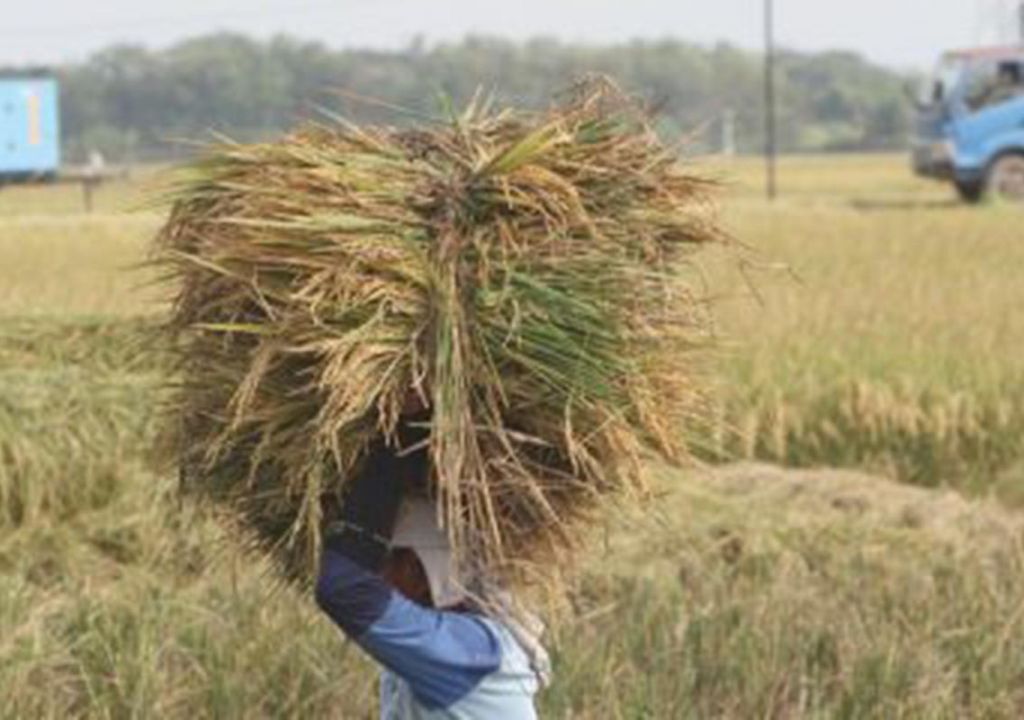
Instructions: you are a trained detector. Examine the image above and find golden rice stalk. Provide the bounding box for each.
[155,78,724,589]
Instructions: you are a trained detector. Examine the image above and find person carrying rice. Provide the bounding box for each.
[158,78,720,720]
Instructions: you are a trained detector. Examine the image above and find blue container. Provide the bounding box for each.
[0,74,60,178]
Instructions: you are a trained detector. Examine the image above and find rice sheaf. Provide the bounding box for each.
[155,78,724,590]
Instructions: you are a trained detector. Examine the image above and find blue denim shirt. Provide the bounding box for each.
[316,549,539,719]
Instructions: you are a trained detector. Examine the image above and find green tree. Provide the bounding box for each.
[51,34,913,162]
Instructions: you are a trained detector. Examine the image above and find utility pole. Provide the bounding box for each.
[764,0,778,201]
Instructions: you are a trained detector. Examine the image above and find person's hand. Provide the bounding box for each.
[323,436,407,569]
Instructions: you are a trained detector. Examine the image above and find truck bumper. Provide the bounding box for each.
[911,141,955,180]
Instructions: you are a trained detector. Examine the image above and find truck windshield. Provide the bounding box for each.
[962,59,1024,111]
[920,57,966,107]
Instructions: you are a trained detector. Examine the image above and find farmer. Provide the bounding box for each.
[315,415,549,719]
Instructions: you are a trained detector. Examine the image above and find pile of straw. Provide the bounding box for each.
[157,80,722,586]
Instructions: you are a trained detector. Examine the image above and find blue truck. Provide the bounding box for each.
[912,46,1024,202]
[0,71,60,183]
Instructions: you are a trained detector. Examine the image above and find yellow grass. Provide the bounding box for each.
[0,172,153,216]
[8,155,1021,375]
[3,152,1024,717]
[0,172,165,317]
[0,215,163,317]
[3,154,1022,485]
[694,155,1024,489]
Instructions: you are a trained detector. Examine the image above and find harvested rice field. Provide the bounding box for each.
[2,153,1024,718]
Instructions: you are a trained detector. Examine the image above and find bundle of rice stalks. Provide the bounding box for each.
[156,79,723,588]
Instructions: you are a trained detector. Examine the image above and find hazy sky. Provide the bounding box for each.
[2,0,1022,70]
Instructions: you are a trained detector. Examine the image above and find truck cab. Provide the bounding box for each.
[912,47,1024,202]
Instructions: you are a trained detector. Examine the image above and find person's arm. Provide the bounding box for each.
[314,434,407,636]
[317,550,502,710]
[315,424,502,710]
[317,416,432,573]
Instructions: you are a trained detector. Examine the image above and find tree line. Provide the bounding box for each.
[54,34,914,162]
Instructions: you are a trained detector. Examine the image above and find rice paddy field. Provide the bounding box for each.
[3,153,1024,718]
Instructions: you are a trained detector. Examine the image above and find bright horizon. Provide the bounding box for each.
[1,0,1022,71]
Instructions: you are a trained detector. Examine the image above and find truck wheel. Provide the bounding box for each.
[985,154,1024,203]
[954,180,984,204]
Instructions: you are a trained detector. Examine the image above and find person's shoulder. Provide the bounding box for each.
[474,617,538,674]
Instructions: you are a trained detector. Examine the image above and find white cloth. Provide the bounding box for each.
[391,499,467,608]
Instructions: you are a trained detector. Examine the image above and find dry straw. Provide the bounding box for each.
[156,78,724,588]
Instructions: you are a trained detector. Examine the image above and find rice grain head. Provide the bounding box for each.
[155,78,725,592]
